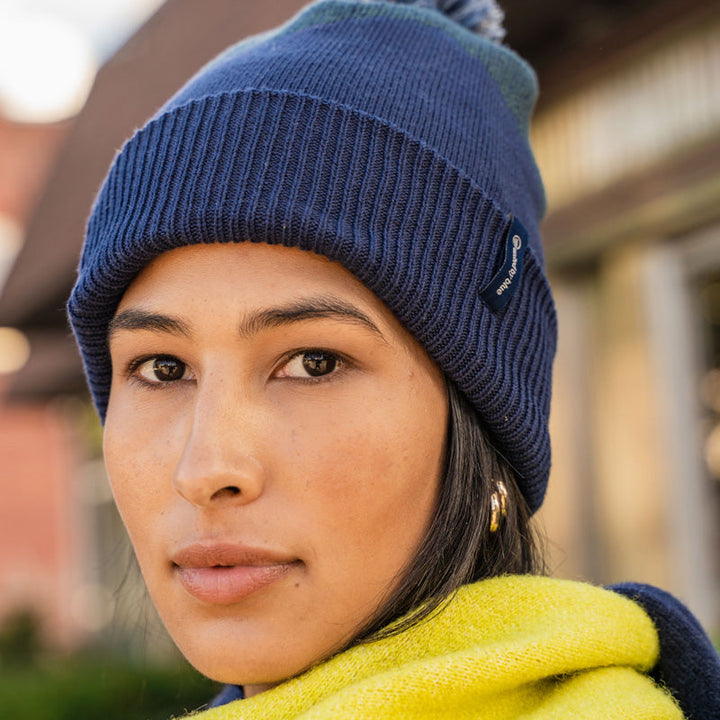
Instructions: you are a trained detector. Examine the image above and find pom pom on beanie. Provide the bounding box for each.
[68,0,556,513]
[365,0,506,41]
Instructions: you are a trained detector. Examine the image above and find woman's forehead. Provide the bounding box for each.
[111,241,441,372]
[116,242,396,337]
[122,242,357,300]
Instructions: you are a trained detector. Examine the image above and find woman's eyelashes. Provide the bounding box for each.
[129,355,194,386]
[125,348,346,387]
[275,349,345,381]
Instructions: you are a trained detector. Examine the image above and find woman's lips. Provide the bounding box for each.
[171,543,298,605]
[177,565,293,605]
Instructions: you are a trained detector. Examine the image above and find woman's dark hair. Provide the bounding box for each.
[355,378,546,642]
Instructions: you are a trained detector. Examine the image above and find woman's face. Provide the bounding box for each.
[104,242,447,692]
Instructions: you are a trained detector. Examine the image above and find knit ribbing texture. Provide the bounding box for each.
[68,0,557,512]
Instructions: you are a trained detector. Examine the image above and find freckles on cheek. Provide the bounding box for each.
[104,425,169,524]
[320,431,416,516]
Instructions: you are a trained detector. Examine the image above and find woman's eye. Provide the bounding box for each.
[134,356,191,384]
[278,350,343,379]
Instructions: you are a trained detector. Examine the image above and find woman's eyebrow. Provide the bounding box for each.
[239,297,386,341]
[108,309,191,340]
[107,297,386,342]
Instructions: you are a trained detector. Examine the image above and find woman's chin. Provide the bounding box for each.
[169,619,337,690]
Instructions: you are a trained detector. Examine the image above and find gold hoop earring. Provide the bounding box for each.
[489,479,508,533]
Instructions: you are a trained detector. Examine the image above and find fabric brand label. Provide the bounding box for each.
[479,215,528,312]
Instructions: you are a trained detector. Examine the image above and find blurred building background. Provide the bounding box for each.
[0,0,718,656]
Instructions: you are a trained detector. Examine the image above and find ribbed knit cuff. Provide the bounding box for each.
[69,89,555,511]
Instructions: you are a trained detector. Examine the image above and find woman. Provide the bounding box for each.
[67,0,720,717]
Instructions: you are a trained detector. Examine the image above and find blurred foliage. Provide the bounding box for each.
[0,652,219,719]
[0,608,220,719]
[0,607,43,667]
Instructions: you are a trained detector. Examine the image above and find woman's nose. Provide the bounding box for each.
[171,385,265,507]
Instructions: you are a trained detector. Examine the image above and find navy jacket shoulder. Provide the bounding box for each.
[611,582,720,720]
[209,683,244,708]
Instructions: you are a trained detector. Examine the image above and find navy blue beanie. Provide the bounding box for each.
[68,0,557,513]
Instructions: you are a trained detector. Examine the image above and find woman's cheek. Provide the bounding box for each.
[103,408,174,534]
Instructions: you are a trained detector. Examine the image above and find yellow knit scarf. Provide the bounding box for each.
[188,575,682,719]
